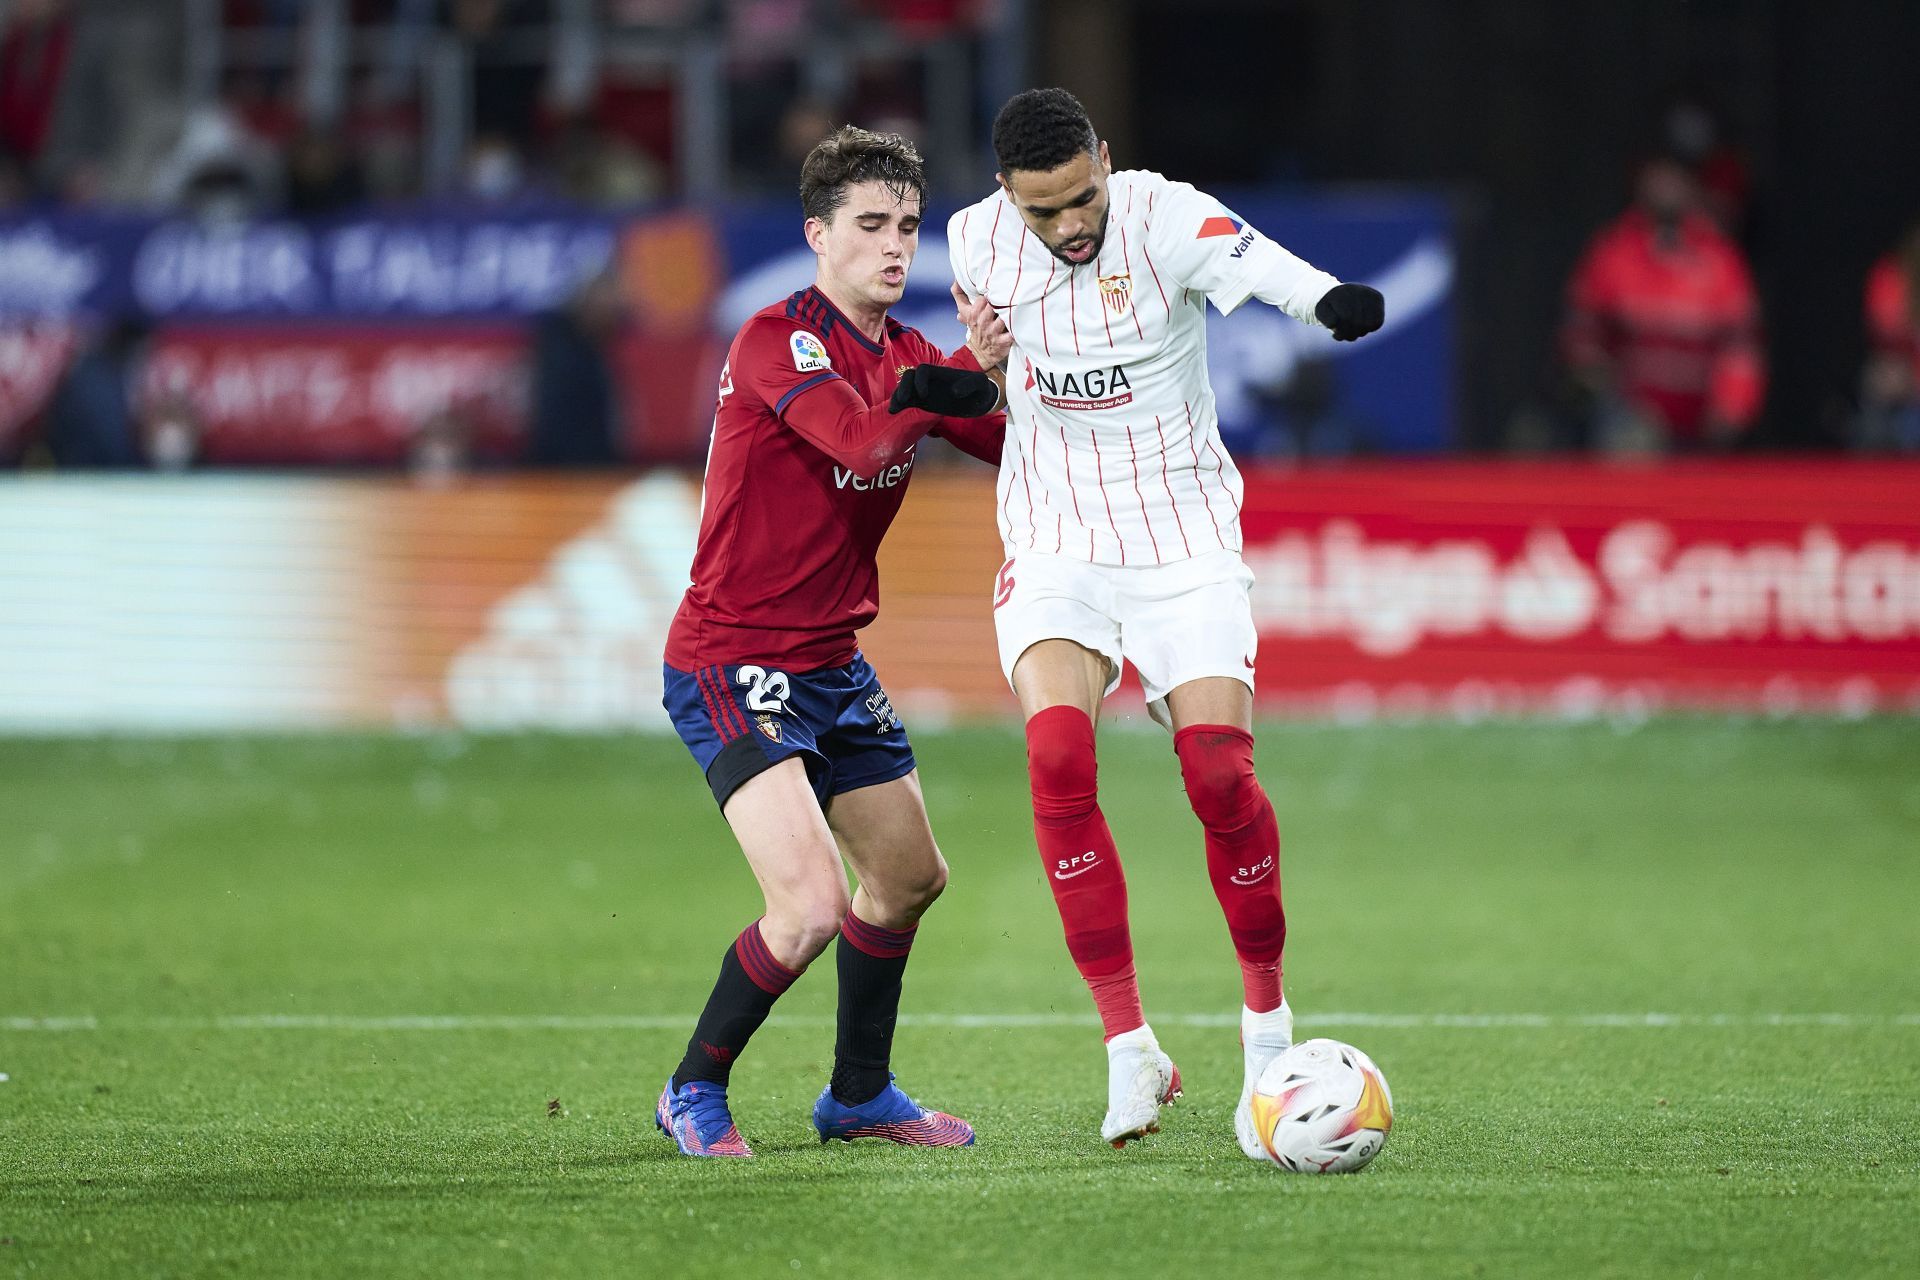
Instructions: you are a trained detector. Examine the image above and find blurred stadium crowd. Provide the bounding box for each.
[0,0,1916,473]
[0,0,998,209]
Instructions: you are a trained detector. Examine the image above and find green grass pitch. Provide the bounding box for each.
[3,719,1917,1277]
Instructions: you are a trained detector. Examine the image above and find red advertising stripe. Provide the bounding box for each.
[1231,459,1920,714]
[145,324,526,465]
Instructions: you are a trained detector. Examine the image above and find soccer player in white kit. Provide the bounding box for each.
[947,88,1385,1153]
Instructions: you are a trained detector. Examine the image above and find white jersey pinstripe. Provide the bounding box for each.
[949,169,1339,566]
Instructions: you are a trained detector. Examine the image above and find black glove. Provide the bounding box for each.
[888,363,1000,417]
[1314,283,1385,342]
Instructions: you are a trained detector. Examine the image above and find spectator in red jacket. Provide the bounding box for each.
[1855,220,1920,452]
[1563,155,1765,453]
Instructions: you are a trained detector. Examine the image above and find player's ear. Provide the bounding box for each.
[803,216,828,255]
[1096,140,1111,174]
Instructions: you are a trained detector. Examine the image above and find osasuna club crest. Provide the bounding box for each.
[1097,272,1132,315]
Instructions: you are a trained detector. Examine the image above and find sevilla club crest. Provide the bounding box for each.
[1097,272,1132,316]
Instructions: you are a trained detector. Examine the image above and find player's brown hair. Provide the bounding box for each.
[798,126,927,223]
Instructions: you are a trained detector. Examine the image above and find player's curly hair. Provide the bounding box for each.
[798,126,927,223]
[992,87,1098,175]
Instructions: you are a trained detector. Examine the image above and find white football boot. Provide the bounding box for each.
[1101,1024,1182,1147]
[1234,1000,1295,1160]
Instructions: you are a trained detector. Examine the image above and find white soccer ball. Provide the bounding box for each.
[1248,1038,1394,1173]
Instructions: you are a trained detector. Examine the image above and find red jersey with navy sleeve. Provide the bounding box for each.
[665,285,1006,673]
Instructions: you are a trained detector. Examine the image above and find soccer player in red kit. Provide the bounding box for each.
[655,126,1010,1158]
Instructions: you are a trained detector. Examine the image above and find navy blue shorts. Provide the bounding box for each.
[662,653,916,810]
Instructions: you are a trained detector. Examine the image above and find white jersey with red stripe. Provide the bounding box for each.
[948,169,1339,566]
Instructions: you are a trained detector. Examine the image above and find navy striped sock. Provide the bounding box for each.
[831,911,918,1105]
[673,920,801,1088]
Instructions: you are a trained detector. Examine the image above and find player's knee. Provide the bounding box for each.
[1025,706,1099,818]
[794,901,849,961]
[1175,728,1261,829]
[1183,764,1254,829]
[867,849,947,923]
[914,850,950,909]
[766,884,850,964]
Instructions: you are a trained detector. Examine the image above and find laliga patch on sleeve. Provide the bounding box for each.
[790,331,832,372]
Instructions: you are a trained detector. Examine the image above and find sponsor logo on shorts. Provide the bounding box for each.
[865,688,900,733]
[1229,853,1275,886]
[1054,850,1101,880]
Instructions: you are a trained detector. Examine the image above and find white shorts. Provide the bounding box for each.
[992,549,1257,725]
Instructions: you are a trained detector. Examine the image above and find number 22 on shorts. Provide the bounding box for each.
[735,665,790,713]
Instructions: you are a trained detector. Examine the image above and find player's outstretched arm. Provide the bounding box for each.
[780,375,969,473]
[1149,178,1384,338]
[1313,283,1386,342]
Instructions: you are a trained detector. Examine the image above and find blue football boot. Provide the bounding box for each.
[655,1077,754,1158]
[812,1075,975,1146]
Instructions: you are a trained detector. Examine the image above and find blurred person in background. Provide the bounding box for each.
[407,406,474,486]
[44,313,150,467]
[847,57,925,144]
[724,0,811,193]
[1855,219,1920,452]
[1562,154,1765,454]
[774,97,839,182]
[35,0,186,204]
[0,0,73,188]
[526,268,626,466]
[551,111,663,206]
[284,124,367,219]
[1241,356,1374,461]
[43,312,203,470]
[460,133,534,203]
[0,148,29,207]
[151,103,280,223]
[447,0,549,198]
[1661,96,1752,241]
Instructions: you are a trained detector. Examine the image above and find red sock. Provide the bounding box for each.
[1175,724,1285,1013]
[1026,705,1143,1040]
